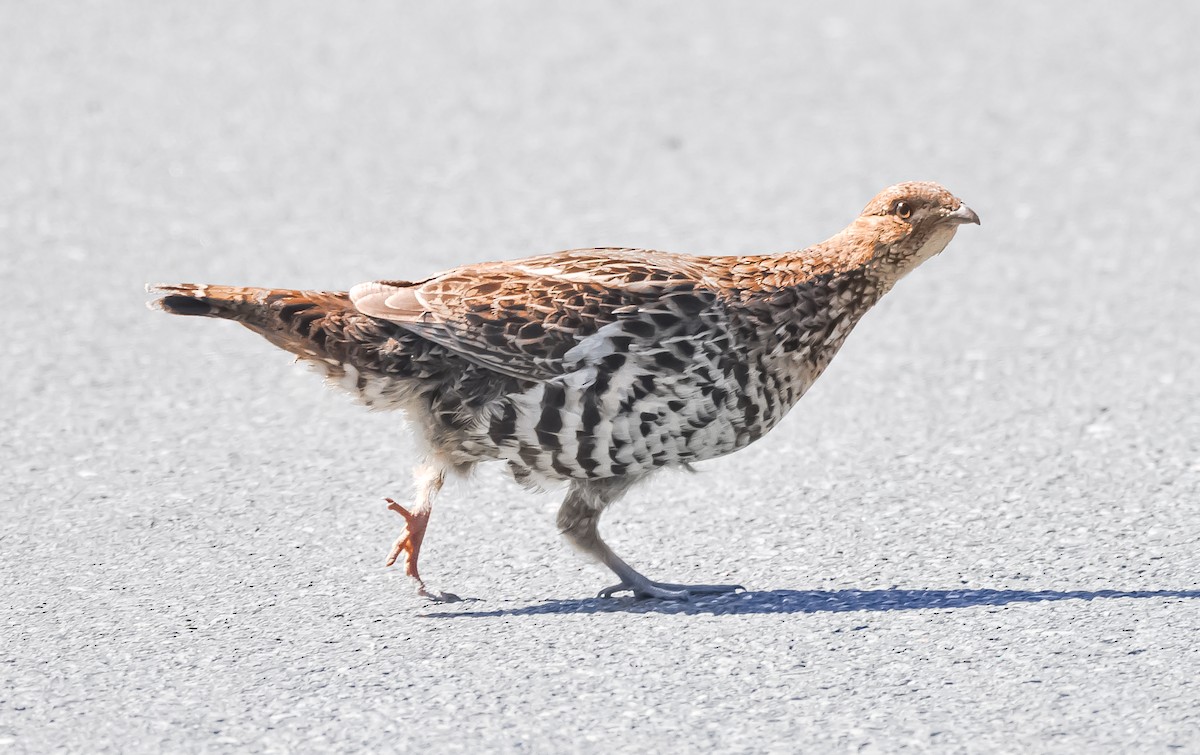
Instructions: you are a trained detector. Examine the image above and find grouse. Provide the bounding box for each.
[149,181,979,601]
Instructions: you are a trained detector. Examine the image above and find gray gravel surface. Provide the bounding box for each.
[4,2,1200,752]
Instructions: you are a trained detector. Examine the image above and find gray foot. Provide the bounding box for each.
[417,584,463,603]
[597,579,744,601]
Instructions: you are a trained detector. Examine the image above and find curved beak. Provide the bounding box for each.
[946,204,981,225]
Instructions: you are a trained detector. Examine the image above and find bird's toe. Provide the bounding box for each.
[654,582,744,595]
[418,585,464,603]
[598,581,692,601]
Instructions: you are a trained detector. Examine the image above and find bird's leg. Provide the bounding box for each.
[556,480,743,601]
[384,463,460,602]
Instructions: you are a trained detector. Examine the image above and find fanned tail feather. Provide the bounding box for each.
[147,283,278,320]
[146,282,357,359]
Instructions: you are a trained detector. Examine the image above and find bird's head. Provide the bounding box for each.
[843,181,979,283]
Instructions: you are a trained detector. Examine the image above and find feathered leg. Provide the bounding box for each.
[385,463,460,602]
[556,479,742,601]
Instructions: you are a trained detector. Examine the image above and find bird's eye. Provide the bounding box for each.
[894,201,913,220]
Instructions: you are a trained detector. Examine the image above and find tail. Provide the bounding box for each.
[147,283,357,359]
[147,282,442,410]
[150,283,278,319]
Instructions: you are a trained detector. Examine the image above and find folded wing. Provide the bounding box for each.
[349,249,723,383]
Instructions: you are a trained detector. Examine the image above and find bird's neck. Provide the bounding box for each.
[708,232,892,299]
[711,237,897,377]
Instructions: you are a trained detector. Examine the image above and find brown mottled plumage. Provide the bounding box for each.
[149,181,979,601]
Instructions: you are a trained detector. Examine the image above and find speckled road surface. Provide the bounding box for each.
[3,3,1199,752]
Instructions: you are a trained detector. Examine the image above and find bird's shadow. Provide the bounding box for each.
[425,588,1200,618]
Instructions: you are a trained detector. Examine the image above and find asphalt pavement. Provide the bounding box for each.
[3,2,1199,752]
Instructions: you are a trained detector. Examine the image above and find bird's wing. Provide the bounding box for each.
[349,249,722,382]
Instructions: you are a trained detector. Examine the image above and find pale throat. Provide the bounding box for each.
[864,224,959,290]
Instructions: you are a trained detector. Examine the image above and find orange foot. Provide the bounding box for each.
[384,498,461,603]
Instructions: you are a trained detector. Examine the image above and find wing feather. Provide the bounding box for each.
[349,249,721,381]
